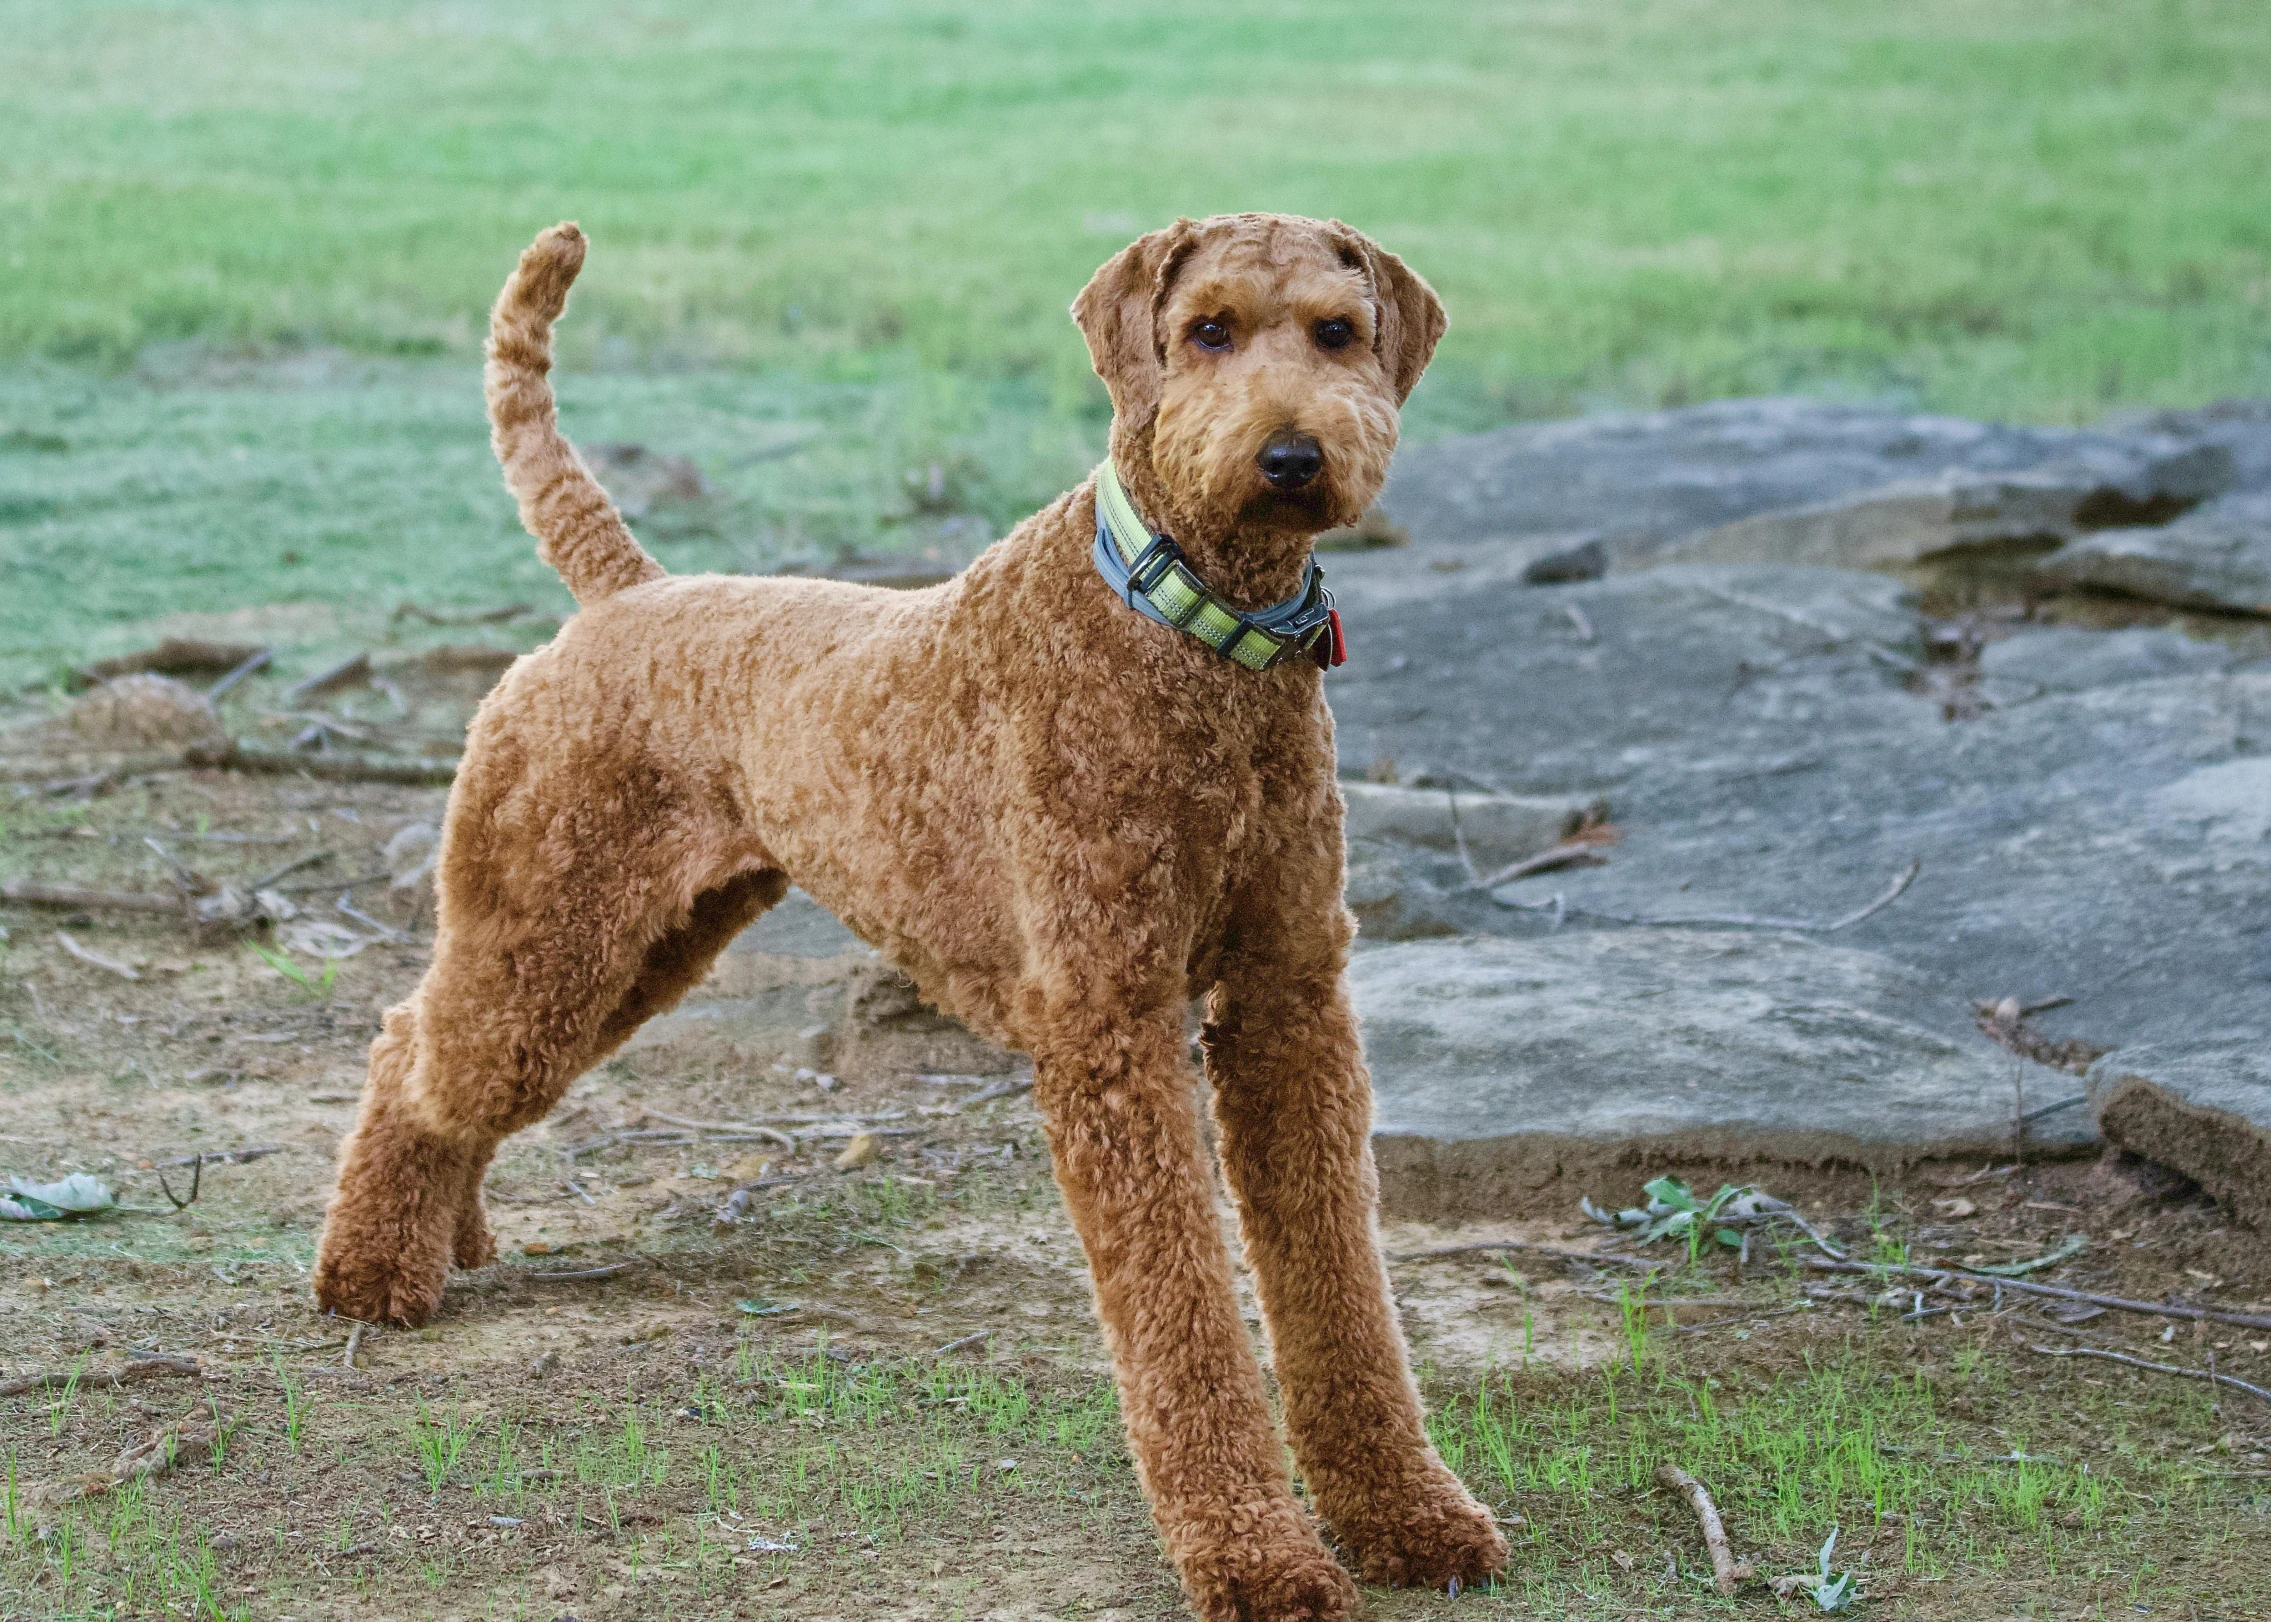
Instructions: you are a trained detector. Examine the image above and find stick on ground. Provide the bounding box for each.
[525,1262,637,1283]
[54,929,142,979]
[1391,1239,1666,1273]
[637,1109,797,1148]
[2028,1343,2271,1408]
[950,1075,1034,1112]
[1654,1462,1753,1594]
[1463,841,1611,891]
[0,1356,199,1399]
[1804,1256,2271,1331]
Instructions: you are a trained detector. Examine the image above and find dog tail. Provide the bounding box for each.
[484,223,666,606]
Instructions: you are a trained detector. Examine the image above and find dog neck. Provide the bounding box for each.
[1106,427,1322,612]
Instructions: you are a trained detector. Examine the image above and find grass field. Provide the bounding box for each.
[4,0,2270,681]
[5,0,2269,419]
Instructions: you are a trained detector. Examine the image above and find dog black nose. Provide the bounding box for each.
[1256,431,1323,491]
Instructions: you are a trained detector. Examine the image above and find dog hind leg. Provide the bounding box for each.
[314,855,783,1327]
[448,867,785,1275]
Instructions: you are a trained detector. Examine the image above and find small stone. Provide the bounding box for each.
[833,1133,879,1171]
[66,673,224,748]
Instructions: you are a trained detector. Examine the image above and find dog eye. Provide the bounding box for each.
[1313,318,1354,351]
[1190,319,1232,352]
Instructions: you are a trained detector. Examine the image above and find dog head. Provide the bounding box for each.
[1074,213,1444,597]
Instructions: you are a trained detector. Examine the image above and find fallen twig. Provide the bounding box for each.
[277,869,391,894]
[950,1075,1034,1112]
[562,1127,799,1159]
[1490,859,1920,932]
[153,1145,282,1168]
[204,647,273,700]
[2028,1343,2271,1408]
[1821,858,1925,929]
[1805,1257,2271,1331]
[934,1330,993,1356]
[250,850,332,890]
[141,836,208,895]
[638,1109,797,1149]
[335,895,409,941]
[342,1322,367,1369]
[0,750,185,788]
[282,653,372,705]
[1391,1239,1666,1273]
[525,1262,637,1283]
[0,878,180,914]
[182,739,456,786]
[1464,841,1611,891]
[0,1356,199,1398]
[1654,1462,1753,1594]
[155,1154,201,1211]
[55,929,142,980]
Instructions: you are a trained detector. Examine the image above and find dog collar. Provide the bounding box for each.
[1091,460,1345,672]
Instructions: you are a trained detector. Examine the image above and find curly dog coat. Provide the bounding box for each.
[313,214,1506,1617]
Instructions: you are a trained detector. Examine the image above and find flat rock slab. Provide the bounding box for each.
[1978,625,2237,692]
[1352,930,2087,1218]
[1375,396,2246,575]
[1323,562,2271,1219]
[2036,489,2271,615]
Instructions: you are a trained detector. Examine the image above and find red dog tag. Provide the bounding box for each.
[1313,608,1348,669]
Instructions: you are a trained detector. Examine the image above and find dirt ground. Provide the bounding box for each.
[4,659,2270,1621]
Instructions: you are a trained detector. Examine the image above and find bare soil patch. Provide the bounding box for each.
[4,671,2269,1620]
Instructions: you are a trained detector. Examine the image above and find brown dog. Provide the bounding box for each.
[312,214,1506,1617]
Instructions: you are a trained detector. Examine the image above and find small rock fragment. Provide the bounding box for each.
[66,674,225,748]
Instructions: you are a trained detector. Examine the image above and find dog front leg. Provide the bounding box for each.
[1205,952,1508,1591]
[1032,1001,1357,1622]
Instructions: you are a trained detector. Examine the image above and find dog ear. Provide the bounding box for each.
[1327,223,1448,405]
[1071,219,1201,428]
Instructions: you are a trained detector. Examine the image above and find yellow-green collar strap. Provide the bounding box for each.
[1091,460,1344,672]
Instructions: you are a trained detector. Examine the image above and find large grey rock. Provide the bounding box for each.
[1353,931,2086,1217]
[2086,1041,2271,1229]
[1376,396,2234,573]
[1339,781,1597,871]
[1978,625,2236,692]
[2034,490,2271,615]
[2124,399,2271,492]
[1676,447,2229,572]
[1323,563,2271,1219]
[1340,782,1602,941]
[632,888,1017,1079]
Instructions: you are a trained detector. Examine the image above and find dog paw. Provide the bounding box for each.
[1180,1504,1358,1622]
[1322,1465,1508,1591]
[312,1240,448,1328]
[313,1199,452,1327]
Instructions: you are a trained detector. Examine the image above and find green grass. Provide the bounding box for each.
[4,1,2269,685]
[0,357,1094,683]
[2,0,2267,420]
[9,1333,2264,1619]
